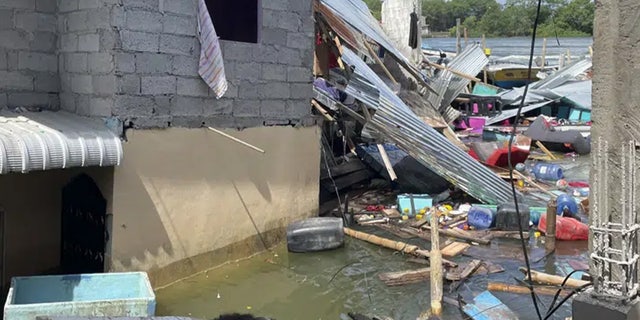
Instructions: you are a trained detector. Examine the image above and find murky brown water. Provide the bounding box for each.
[155,226,588,320]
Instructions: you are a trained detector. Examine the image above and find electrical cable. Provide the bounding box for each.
[506,0,545,319]
[543,283,593,320]
[545,269,584,317]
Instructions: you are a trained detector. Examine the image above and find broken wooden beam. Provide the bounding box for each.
[488,282,571,296]
[446,259,482,281]
[421,225,491,245]
[441,241,471,258]
[378,268,431,286]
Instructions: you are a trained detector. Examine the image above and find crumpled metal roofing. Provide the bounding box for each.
[500,58,592,106]
[0,110,123,174]
[425,44,489,122]
[486,101,553,125]
[341,47,516,204]
[317,0,412,67]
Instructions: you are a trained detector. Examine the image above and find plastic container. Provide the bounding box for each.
[538,214,588,241]
[533,163,564,181]
[287,217,344,253]
[528,207,548,225]
[556,194,579,216]
[496,202,531,231]
[468,116,487,134]
[467,206,495,230]
[397,194,433,217]
[4,272,156,320]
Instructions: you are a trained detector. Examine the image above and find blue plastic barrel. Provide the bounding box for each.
[468,206,495,230]
[533,163,564,181]
[556,194,579,216]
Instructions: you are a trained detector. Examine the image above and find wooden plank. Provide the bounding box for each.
[378,268,430,286]
[441,241,471,258]
[474,261,505,276]
[462,291,518,320]
[430,209,443,316]
[311,99,335,121]
[536,141,558,160]
[377,144,398,181]
[421,225,491,245]
[382,208,401,219]
[519,268,589,288]
[363,40,398,85]
[446,259,482,281]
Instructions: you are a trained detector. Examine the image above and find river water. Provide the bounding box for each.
[155,37,592,320]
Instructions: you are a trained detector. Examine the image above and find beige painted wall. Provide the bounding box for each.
[0,167,113,289]
[109,126,321,284]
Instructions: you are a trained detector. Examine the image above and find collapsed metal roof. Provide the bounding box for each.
[340,47,516,204]
[0,110,123,174]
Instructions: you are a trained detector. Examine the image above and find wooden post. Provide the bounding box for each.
[545,200,557,252]
[430,210,443,316]
[464,27,468,47]
[541,38,547,67]
[566,48,572,64]
[589,46,593,58]
[482,34,487,84]
[455,18,461,54]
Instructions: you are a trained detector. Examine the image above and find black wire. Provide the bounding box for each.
[506,0,545,319]
[545,269,584,317]
[543,283,593,320]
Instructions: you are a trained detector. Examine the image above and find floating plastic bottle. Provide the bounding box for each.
[532,163,564,181]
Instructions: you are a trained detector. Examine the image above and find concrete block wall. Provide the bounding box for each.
[0,0,59,109]
[57,0,119,117]
[110,0,316,129]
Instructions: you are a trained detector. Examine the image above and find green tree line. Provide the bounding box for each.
[363,0,594,37]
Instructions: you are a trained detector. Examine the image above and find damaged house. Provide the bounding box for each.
[0,0,318,294]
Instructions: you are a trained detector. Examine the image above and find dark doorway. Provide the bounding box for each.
[205,0,261,43]
[61,174,107,274]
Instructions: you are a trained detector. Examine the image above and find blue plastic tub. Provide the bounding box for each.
[397,194,433,216]
[4,272,156,320]
[467,206,495,230]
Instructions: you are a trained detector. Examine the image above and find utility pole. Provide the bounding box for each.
[455,18,461,54]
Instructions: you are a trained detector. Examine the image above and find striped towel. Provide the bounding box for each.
[197,0,227,99]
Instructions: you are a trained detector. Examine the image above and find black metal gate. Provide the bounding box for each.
[61,174,107,274]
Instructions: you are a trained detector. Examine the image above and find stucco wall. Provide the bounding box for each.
[109,126,320,286]
[381,0,422,64]
[0,167,113,289]
[0,0,59,109]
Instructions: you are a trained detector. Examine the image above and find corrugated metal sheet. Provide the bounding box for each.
[317,0,412,67]
[486,101,553,125]
[0,110,123,174]
[530,58,592,90]
[425,44,489,122]
[341,47,516,204]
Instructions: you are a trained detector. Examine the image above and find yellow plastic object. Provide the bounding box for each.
[403,208,410,213]
[419,208,427,214]
[402,215,409,221]
[484,48,492,56]
[416,214,423,220]
[534,231,541,238]
[444,204,453,211]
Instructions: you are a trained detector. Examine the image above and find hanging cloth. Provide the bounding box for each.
[408,11,419,49]
[197,0,228,99]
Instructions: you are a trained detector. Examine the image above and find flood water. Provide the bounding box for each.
[156,229,588,320]
[155,37,592,320]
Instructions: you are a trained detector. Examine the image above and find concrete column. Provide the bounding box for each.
[381,0,422,64]
[575,0,640,317]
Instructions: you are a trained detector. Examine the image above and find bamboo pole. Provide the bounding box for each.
[206,127,265,154]
[344,228,457,267]
[566,48,572,63]
[545,200,557,252]
[519,268,589,288]
[430,210,443,316]
[488,282,571,296]
[364,41,398,85]
[541,38,548,64]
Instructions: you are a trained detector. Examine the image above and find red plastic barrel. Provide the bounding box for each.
[538,214,588,241]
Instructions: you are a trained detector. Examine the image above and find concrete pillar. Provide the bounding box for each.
[381,0,422,64]
[575,0,640,317]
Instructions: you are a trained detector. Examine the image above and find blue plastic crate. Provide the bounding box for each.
[397,194,433,216]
